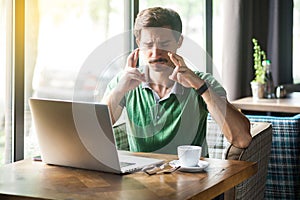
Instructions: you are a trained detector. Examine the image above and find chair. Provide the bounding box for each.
[113,123,130,151]
[246,114,300,200]
[206,118,272,200]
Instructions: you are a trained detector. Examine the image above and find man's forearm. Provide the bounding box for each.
[102,88,126,124]
[202,88,252,148]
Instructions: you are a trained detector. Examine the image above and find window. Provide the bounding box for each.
[1,0,130,163]
[3,0,210,162]
[24,0,126,159]
[294,0,300,83]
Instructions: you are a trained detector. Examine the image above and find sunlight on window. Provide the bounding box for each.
[31,0,124,100]
[25,0,125,158]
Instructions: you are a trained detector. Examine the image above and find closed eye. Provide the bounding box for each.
[160,41,170,47]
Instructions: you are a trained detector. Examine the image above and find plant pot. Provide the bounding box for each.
[250,82,265,99]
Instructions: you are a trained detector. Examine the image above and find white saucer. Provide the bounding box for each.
[169,160,209,172]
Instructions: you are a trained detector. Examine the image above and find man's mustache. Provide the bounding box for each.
[149,58,168,63]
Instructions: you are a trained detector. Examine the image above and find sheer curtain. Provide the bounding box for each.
[222,0,293,101]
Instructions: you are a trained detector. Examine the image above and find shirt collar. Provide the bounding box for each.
[140,65,185,102]
[142,81,184,95]
[141,65,184,94]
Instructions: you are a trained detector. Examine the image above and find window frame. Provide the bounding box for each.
[13,0,25,161]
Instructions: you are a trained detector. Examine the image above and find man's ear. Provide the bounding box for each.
[177,35,183,48]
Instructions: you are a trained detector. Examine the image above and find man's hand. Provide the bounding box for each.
[168,52,204,89]
[117,49,146,93]
[103,49,145,124]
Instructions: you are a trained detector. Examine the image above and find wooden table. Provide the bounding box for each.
[0,153,257,200]
[231,92,300,114]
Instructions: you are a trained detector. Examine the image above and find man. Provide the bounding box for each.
[103,7,251,155]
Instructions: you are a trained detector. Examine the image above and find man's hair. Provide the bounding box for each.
[134,7,182,41]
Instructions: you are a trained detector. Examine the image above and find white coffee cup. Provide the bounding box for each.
[177,145,202,167]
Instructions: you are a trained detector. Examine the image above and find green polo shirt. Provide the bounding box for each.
[104,69,226,155]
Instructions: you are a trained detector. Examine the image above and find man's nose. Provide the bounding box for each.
[150,45,162,57]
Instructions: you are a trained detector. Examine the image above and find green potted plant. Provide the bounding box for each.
[251,38,266,99]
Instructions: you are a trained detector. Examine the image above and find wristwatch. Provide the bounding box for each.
[195,82,209,96]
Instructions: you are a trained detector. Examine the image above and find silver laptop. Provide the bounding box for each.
[29,98,163,174]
